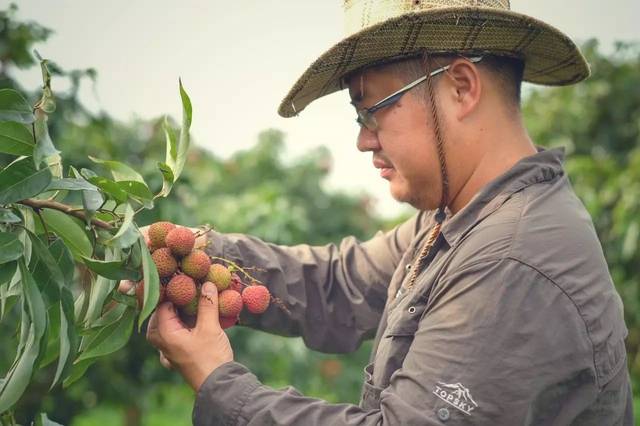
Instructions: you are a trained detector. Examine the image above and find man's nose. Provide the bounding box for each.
[356,126,381,152]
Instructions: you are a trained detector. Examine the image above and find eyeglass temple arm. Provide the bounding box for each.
[369,56,483,113]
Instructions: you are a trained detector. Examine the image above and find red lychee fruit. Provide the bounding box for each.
[165,227,196,257]
[148,221,176,249]
[207,264,232,291]
[146,236,159,253]
[218,289,243,318]
[219,315,238,330]
[136,280,166,309]
[181,249,211,280]
[151,247,178,278]
[242,285,271,314]
[166,274,197,306]
[229,273,244,293]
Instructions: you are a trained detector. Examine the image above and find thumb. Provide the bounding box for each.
[196,282,221,334]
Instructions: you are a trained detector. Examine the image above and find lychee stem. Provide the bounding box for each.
[194,225,213,238]
[209,256,264,286]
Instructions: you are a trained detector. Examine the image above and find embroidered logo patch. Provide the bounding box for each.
[433,382,478,415]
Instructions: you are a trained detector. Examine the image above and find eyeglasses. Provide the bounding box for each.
[353,56,483,131]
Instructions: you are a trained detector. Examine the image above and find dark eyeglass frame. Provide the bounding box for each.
[353,56,483,131]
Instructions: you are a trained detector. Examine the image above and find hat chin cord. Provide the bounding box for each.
[400,57,448,295]
[425,57,449,226]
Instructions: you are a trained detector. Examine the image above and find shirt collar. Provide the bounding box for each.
[439,146,566,247]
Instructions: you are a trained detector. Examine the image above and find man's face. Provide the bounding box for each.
[348,65,444,210]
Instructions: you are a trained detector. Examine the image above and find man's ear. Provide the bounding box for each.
[442,58,482,121]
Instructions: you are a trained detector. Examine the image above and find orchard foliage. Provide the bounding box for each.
[0,48,194,424]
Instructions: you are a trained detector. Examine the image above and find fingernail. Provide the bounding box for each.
[202,282,215,296]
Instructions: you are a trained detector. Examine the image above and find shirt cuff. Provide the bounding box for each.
[192,361,261,426]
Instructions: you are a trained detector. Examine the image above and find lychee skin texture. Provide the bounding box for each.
[165,227,196,257]
[166,274,197,306]
[151,247,178,278]
[136,280,166,309]
[181,250,212,280]
[242,285,271,314]
[218,289,243,318]
[207,264,232,291]
[148,221,176,249]
[219,315,238,330]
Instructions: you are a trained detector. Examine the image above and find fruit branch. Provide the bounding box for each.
[209,256,263,285]
[19,198,114,230]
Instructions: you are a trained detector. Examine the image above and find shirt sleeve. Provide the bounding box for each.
[192,257,603,425]
[204,211,427,353]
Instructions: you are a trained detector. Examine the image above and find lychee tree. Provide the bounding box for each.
[0,54,192,423]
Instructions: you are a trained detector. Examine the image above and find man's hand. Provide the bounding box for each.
[146,282,234,392]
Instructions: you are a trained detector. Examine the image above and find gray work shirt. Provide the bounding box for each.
[196,147,633,425]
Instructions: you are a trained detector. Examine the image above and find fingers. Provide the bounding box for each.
[196,282,221,334]
[146,310,161,347]
[155,302,187,335]
[159,350,173,370]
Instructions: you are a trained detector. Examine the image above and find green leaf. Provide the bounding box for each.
[0,89,34,124]
[106,203,138,249]
[0,233,23,264]
[174,80,192,181]
[87,176,128,204]
[77,307,135,361]
[0,260,47,413]
[156,161,175,198]
[35,56,56,114]
[0,157,52,204]
[48,238,75,286]
[33,109,61,170]
[45,178,98,192]
[91,301,127,328]
[50,289,78,390]
[80,256,142,281]
[83,248,119,326]
[110,291,138,309]
[0,207,22,223]
[0,261,17,285]
[138,235,159,330]
[62,358,93,388]
[163,80,192,189]
[89,157,145,183]
[118,180,153,200]
[40,209,92,259]
[0,121,34,156]
[0,261,18,319]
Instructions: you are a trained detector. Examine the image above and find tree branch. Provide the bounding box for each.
[19,198,114,230]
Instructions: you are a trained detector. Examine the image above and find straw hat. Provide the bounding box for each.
[278,0,590,118]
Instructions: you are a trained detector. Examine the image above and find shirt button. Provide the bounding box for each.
[437,407,450,421]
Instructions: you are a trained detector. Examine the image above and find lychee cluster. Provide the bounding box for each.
[136,221,272,329]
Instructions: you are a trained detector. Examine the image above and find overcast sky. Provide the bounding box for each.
[8,0,639,217]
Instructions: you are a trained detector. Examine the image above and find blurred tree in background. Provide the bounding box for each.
[1,4,638,425]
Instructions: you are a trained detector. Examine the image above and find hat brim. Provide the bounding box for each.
[278,7,590,118]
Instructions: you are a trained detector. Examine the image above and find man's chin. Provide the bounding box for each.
[390,186,435,211]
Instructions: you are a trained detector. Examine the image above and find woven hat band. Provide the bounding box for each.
[344,0,511,35]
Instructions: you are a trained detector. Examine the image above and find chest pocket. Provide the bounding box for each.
[372,300,425,389]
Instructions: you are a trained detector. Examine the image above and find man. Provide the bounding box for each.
[145,1,633,424]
